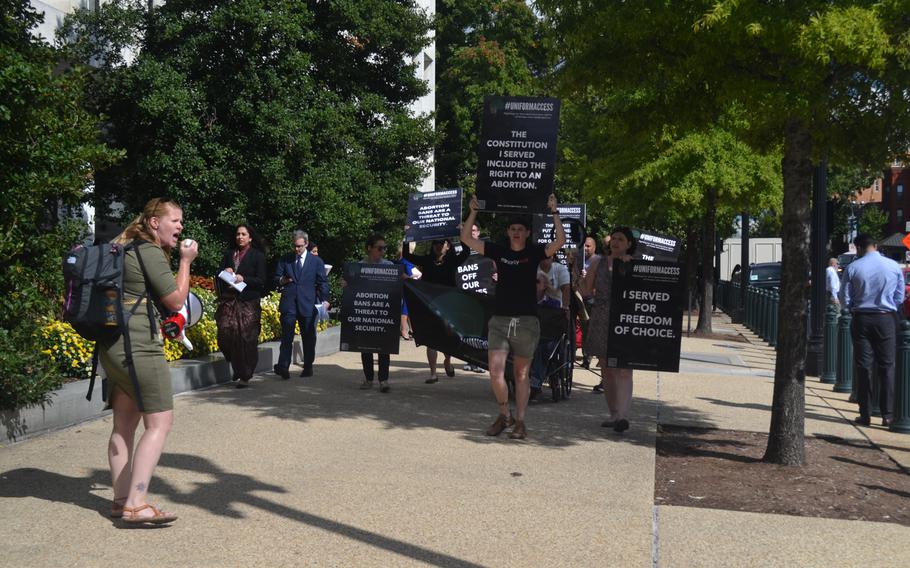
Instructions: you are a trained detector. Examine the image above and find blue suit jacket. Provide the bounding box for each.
[274,252,330,317]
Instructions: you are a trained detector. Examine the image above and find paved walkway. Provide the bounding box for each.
[1,314,908,567]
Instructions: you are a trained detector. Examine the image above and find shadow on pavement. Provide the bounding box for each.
[192,362,717,449]
[0,456,485,567]
[0,467,114,520]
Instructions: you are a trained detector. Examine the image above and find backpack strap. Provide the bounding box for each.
[131,243,160,340]
[85,346,100,402]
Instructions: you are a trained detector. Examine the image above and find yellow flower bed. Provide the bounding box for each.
[38,319,95,381]
[43,289,338,372]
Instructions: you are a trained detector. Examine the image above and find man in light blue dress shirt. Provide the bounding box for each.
[839,234,905,427]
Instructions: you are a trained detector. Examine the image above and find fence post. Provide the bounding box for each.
[890,320,910,433]
[760,289,770,341]
[821,303,838,384]
[768,289,779,348]
[834,309,853,393]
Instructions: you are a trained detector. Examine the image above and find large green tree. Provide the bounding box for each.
[0,0,121,408]
[62,0,434,272]
[541,0,910,464]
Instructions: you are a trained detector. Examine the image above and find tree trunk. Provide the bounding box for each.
[695,188,716,334]
[685,219,699,316]
[763,118,811,466]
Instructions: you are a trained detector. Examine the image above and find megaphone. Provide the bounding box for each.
[161,291,205,351]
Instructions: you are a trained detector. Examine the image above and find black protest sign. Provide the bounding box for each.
[476,96,561,213]
[340,262,404,355]
[456,253,496,295]
[606,260,685,372]
[532,203,586,265]
[405,188,463,243]
[634,230,681,262]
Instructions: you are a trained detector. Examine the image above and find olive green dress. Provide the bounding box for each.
[99,242,178,413]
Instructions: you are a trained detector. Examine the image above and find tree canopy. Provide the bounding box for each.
[540,0,910,464]
[62,0,435,272]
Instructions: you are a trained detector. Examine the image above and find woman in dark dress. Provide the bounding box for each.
[216,224,267,388]
[403,238,470,383]
[580,227,636,433]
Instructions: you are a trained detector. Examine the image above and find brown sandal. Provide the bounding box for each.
[111,497,126,518]
[121,503,178,525]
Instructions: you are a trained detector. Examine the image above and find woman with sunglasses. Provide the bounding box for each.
[357,233,396,392]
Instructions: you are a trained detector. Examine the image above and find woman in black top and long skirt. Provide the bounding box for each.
[216,224,267,387]
[403,238,470,383]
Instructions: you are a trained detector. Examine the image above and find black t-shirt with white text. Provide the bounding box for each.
[483,241,548,316]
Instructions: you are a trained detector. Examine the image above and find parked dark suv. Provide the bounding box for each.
[747,262,781,289]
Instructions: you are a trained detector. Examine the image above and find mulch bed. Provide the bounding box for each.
[655,425,910,526]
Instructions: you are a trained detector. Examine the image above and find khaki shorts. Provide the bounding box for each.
[487,315,540,360]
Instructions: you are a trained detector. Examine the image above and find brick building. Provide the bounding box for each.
[881,159,910,233]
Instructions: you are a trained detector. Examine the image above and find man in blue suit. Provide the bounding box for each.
[274,230,330,379]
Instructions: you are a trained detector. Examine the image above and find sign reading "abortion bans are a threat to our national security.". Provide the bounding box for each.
[405,188,463,243]
[340,262,404,355]
[475,96,561,213]
[605,260,685,372]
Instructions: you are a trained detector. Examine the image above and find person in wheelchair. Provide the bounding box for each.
[530,258,570,401]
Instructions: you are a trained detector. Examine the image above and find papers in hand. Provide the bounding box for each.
[218,270,247,292]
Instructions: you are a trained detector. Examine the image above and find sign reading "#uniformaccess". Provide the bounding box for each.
[476,96,561,213]
[340,262,404,355]
[405,188,463,243]
[634,230,681,262]
[606,260,685,372]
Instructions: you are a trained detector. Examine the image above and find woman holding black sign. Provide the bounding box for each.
[460,194,565,440]
[580,227,636,433]
[403,238,470,383]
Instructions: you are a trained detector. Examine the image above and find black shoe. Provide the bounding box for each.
[379,381,390,393]
[600,419,616,428]
[592,384,604,393]
[582,357,590,369]
[276,367,290,380]
[882,418,893,428]
[613,419,630,433]
[300,366,313,378]
[854,416,871,426]
[528,387,541,402]
[235,380,250,389]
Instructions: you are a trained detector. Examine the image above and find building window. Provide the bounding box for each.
[898,208,904,222]
[899,184,905,200]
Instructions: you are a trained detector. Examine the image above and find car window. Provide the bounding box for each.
[905,271,910,286]
[749,265,780,282]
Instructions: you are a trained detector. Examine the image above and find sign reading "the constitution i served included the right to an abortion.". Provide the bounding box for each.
[475,96,561,213]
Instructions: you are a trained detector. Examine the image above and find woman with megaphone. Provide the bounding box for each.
[100,197,197,526]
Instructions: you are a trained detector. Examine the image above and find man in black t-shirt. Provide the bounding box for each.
[460,194,566,439]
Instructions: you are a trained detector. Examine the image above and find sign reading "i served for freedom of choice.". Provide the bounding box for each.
[404,188,463,243]
[340,262,404,355]
[606,260,685,372]
[476,96,561,213]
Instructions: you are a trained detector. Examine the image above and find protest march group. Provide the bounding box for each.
[65,96,688,525]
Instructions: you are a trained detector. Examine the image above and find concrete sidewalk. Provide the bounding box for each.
[1,314,908,567]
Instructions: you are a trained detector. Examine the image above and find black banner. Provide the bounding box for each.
[403,280,569,370]
[634,230,681,262]
[405,188,463,243]
[340,262,404,355]
[606,260,685,372]
[456,253,496,295]
[476,96,561,213]
[533,203,586,265]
